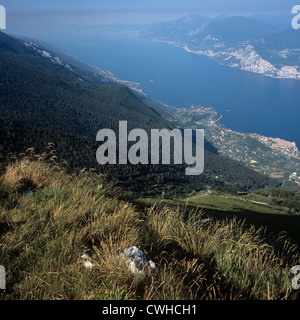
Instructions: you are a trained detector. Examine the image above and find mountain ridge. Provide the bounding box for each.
[141,15,300,80]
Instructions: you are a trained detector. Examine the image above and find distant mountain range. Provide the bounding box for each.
[141,15,300,80]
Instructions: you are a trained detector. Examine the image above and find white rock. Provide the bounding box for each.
[83,261,93,269]
[80,253,91,260]
[119,246,157,274]
[80,253,93,269]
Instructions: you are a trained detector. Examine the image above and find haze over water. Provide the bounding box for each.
[49,29,300,147]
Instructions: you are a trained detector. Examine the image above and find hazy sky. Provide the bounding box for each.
[1,0,297,38]
[2,0,297,12]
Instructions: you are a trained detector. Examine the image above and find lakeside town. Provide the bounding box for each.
[173,105,300,183]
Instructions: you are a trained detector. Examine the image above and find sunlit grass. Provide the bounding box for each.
[0,150,299,300]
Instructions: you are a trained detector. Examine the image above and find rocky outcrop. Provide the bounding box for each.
[119,246,157,274]
[183,44,300,80]
[24,41,74,71]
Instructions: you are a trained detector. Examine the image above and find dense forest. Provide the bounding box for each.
[0,31,279,196]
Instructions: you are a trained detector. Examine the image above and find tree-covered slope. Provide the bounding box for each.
[0,31,278,195]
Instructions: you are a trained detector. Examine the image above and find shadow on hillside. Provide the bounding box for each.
[133,199,300,248]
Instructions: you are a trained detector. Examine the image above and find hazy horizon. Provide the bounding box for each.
[0,0,297,39]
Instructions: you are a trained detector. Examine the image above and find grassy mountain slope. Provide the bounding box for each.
[0,31,299,302]
[0,156,299,300]
[136,190,300,248]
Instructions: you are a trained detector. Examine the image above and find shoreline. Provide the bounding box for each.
[147,37,300,81]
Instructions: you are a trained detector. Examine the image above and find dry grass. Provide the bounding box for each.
[0,150,299,300]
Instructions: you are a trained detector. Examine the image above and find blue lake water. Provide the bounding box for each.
[49,29,300,147]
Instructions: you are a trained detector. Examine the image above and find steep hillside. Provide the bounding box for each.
[0,31,277,195]
[0,157,298,300]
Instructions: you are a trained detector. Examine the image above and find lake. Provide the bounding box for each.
[48,28,300,147]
